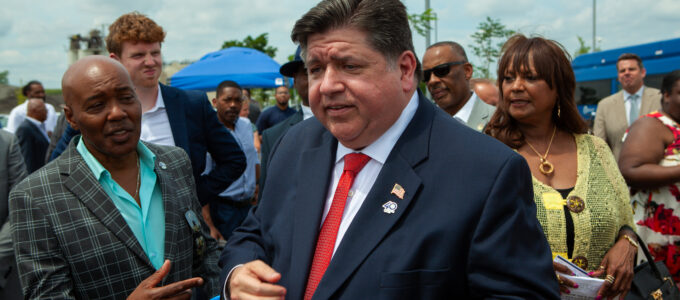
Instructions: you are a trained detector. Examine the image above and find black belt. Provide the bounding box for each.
[216,196,252,208]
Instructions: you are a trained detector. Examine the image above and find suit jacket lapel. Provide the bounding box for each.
[613,92,627,128]
[287,130,337,300]
[641,86,659,115]
[161,84,190,152]
[60,140,153,269]
[313,94,432,299]
[155,152,185,281]
[467,100,487,131]
[289,110,303,127]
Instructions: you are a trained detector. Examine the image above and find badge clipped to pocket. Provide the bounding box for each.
[184,210,206,259]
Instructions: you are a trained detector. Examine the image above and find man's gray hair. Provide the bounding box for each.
[291,0,421,79]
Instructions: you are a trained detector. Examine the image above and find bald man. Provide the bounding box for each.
[10,56,220,299]
[470,78,499,106]
[15,99,49,173]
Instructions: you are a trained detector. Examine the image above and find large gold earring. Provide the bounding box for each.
[557,103,561,119]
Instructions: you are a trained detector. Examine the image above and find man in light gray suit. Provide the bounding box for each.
[10,56,220,299]
[422,41,496,131]
[0,130,27,299]
[594,53,661,160]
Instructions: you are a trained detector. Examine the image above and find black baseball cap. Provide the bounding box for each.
[279,46,304,77]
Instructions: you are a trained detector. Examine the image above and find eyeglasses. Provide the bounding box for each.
[423,61,467,82]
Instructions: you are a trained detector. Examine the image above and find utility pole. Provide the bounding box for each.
[592,0,596,51]
[425,0,431,48]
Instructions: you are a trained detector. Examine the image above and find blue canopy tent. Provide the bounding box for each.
[170,47,286,91]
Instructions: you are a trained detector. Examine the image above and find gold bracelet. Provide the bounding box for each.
[621,234,639,249]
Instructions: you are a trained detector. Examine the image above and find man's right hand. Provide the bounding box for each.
[229,260,286,299]
[128,260,204,300]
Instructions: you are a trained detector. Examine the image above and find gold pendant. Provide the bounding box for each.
[539,159,554,175]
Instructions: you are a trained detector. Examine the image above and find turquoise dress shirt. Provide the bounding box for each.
[76,137,165,269]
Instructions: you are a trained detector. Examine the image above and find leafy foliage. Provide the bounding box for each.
[408,9,437,38]
[221,33,278,58]
[574,35,600,58]
[0,70,8,85]
[469,17,515,79]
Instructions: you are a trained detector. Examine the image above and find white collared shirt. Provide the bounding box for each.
[301,104,314,120]
[623,86,644,123]
[140,85,175,146]
[323,91,419,256]
[453,91,477,123]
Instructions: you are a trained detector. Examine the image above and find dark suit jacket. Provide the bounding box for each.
[10,139,221,299]
[50,84,246,205]
[219,94,559,299]
[258,108,303,197]
[160,84,245,205]
[15,119,48,173]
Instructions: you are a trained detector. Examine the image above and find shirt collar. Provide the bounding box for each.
[453,91,476,123]
[25,116,43,127]
[145,84,166,114]
[336,91,419,165]
[623,86,644,101]
[301,104,314,120]
[76,136,157,181]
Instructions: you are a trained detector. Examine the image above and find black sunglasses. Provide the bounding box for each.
[423,61,467,82]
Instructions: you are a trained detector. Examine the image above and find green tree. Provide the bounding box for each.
[574,35,601,58]
[0,70,8,85]
[408,8,437,39]
[574,36,592,57]
[469,17,515,79]
[221,33,277,58]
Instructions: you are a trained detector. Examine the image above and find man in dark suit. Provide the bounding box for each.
[105,12,245,240]
[259,46,311,195]
[11,56,220,299]
[16,99,50,173]
[218,0,559,299]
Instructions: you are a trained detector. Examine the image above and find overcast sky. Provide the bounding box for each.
[1,0,678,89]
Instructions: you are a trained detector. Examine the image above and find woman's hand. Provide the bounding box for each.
[554,261,578,294]
[590,238,637,299]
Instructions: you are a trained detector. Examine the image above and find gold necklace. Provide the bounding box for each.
[133,156,140,199]
[525,126,557,175]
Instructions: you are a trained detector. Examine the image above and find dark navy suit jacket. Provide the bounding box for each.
[16,119,48,173]
[219,93,560,299]
[52,84,246,206]
[258,108,303,198]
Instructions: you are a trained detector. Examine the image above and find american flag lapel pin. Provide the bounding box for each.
[391,183,405,200]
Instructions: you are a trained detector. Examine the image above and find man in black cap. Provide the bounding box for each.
[259,46,311,196]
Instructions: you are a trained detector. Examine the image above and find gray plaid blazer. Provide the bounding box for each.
[10,138,220,299]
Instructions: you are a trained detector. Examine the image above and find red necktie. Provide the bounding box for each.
[304,152,371,300]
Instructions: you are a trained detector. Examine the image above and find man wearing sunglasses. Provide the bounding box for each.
[422,41,495,132]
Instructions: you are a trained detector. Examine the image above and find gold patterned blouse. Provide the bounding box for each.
[531,133,634,271]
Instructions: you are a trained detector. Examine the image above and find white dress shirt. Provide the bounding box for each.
[140,86,175,146]
[453,91,477,123]
[623,86,644,124]
[301,104,314,120]
[323,91,419,256]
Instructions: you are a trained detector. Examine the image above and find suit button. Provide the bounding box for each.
[567,196,585,213]
[572,256,588,269]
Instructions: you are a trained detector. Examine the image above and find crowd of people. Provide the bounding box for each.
[0,0,678,299]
